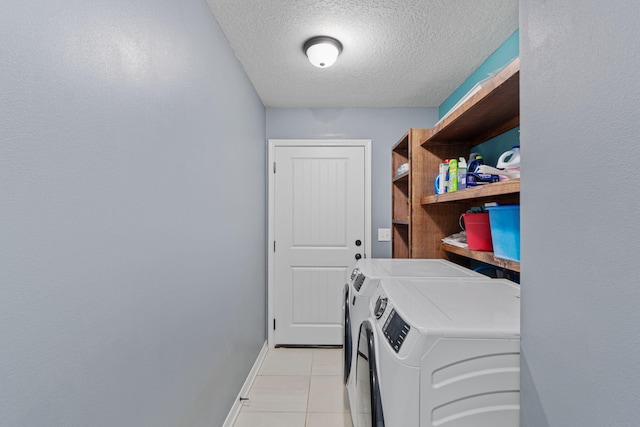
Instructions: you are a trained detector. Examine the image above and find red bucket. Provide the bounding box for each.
[462,212,493,251]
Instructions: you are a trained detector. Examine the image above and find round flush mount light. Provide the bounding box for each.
[303,36,343,68]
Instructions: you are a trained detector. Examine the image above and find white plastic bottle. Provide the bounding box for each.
[439,160,449,194]
[496,146,521,169]
[458,157,467,190]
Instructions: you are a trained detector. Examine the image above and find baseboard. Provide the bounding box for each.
[222,341,268,427]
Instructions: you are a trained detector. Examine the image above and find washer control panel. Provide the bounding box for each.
[382,308,410,353]
[353,273,366,292]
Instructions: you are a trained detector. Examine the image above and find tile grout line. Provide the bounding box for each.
[304,349,315,426]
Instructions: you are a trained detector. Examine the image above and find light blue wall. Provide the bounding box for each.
[520,1,640,425]
[266,108,439,258]
[0,1,266,426]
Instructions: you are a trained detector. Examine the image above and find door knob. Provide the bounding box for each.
[355,253,362,260]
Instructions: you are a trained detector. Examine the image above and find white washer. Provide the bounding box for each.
[343,259,485,427]
[372,277,521,427]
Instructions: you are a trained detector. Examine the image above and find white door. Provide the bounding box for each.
[270,141,369,346]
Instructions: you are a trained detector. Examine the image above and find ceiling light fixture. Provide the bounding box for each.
[303,36,343,68]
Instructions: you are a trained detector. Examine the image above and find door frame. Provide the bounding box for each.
[267,139,372,348]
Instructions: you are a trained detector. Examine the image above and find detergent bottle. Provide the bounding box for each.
[496,146,521,169]
[468,155,484,174]
[496,146,521,179]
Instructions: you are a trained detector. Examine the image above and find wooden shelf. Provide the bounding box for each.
[392,171,409,183]
[441,243,520,272]
[392,130,410,149]
[392,219,410,225]
[421,179,520,205]
[422,58,520,147]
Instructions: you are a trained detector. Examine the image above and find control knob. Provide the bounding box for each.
[374,296,388,319]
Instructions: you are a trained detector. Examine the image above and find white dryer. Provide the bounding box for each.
[353,315,384,427]
[343,259,485,426]
[371,277,521,427]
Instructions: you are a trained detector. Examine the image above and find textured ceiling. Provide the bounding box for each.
[205,0,518,108]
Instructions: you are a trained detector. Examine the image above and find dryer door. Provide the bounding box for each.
[343,283,352,384]
[356,321,385,427]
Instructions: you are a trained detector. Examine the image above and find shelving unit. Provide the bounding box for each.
[391,58,521,272]
[391,128,432,258]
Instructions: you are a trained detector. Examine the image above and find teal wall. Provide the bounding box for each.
[474,127,520,167]
[439,30,520,118]
[439,30,520,167]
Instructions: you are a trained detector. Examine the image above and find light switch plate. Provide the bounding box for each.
[378,228,391,242]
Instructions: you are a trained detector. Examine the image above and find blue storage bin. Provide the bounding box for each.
[486,205,520,262]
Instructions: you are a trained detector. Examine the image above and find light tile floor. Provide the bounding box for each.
[233,347,353,427]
